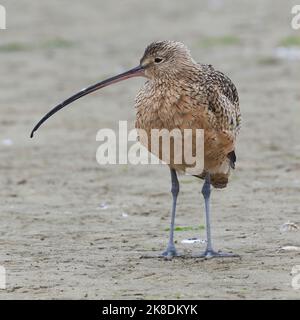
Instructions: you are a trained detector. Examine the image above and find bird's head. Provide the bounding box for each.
[140,41,195,80]
[30,40,195,138]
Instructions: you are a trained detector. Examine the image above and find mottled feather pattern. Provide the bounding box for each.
[135,41,241,188]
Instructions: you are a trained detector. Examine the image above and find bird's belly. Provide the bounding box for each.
[135,107,233,175]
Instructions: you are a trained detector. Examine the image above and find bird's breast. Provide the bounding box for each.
[135,83,204,132]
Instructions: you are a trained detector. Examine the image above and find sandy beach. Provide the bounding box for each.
[0,0,300,299]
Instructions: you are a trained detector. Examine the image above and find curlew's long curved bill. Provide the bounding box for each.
[30,65,145,138]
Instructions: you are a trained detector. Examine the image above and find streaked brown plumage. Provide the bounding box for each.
[135,41,241,188]
[30,40,241,259]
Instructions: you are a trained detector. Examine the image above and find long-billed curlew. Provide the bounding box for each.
[31,40,241,259]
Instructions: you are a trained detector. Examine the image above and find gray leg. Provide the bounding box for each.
[161,169,179,257]
[195,173,239,259]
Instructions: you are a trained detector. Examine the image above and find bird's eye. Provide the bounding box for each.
[154,57,163,63]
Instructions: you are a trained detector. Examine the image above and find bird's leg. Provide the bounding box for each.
[195,173,239,259]
[161,169,180,257]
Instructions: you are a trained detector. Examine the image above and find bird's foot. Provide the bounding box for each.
[140,246,180,260]
[193,249,240,259]
[160,244,180,259]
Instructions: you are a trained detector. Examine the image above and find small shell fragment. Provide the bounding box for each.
[279,246,300,252]
[181,238,206,244]
[98,202,108,210]
[280,221,299,232]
